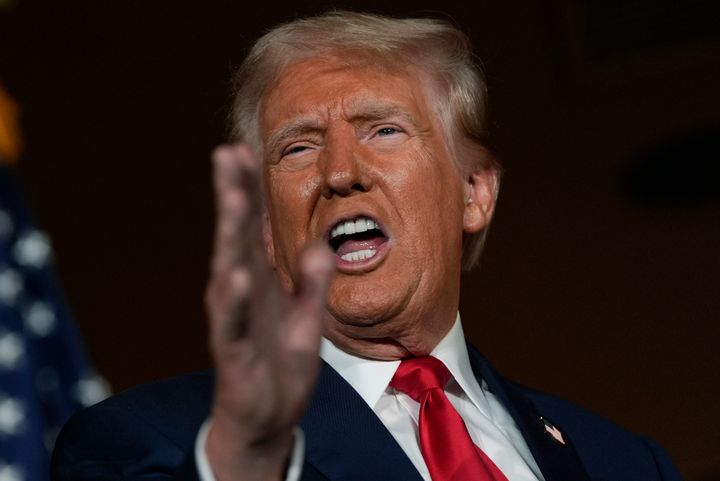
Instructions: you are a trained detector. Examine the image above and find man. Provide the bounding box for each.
[52,11,682,481]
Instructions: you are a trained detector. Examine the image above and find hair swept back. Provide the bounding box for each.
[229,10,500,270]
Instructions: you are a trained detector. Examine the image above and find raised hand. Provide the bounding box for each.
[204,144,333,481]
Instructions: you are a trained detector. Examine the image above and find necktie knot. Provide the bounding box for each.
[390,356,452,402]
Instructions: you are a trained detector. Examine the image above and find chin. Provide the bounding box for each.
[325,277,413,328]
[323,324,416,360]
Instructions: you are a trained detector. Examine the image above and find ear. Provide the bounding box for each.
[263,210,277,269]
[463,168,499,234]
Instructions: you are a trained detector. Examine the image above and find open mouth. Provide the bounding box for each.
[328,216,389,263]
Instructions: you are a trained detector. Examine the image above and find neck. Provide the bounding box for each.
[323,308,457,360]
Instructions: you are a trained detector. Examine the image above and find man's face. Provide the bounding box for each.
[259,56,494,357]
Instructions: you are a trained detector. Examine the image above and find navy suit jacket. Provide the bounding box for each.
[51,346,682,480]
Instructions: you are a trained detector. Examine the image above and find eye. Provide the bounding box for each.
[282,144,310,157]
[376,127,399,137]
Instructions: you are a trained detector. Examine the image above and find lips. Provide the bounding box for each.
[327,215,389,263]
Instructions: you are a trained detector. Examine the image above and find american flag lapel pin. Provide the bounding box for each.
[540,417,566,445]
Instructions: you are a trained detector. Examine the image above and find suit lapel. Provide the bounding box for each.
[299,349,593,481]
[300,361,424,481]
[467,346,592,481]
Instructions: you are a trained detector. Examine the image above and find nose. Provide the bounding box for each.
[320,134,371,198]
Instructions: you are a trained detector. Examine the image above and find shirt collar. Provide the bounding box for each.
[320,334,400,411]
[320,313,489,415]
[431,317,491,417]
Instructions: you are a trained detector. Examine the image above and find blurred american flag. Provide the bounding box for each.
[0,86,108,481]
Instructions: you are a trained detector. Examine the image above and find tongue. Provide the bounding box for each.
[336,234,386,257]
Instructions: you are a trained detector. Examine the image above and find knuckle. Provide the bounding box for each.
[205,267,254,336]
[230,268,252,297]
[211,144,233,163]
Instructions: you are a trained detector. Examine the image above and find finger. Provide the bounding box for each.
[207,144,266,349]
[212,144,259,195]
[283,241,334,353]
[297,242,334,302]
[206,267,254,349]
[211,144,263,274]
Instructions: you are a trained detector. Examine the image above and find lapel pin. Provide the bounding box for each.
[540,417,566,445]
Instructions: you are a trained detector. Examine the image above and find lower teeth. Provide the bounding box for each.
[340,248,377,262]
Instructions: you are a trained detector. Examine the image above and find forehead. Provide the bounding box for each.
[259,56,438,134]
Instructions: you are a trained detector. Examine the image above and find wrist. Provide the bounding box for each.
[205,415,294,481]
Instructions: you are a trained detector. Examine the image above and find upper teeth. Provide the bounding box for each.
[331,217,378,239]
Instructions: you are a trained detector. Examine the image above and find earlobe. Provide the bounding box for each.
[462,169,499,234]
[263,211,276,268]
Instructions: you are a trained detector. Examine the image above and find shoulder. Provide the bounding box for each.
[51,370,214,479]
[516,385,680,481]
[512,382,682,481]
[517,383,640,442]
[467,345,681,480]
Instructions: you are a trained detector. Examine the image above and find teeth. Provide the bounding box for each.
[331,217,378,239]
[340,248,377,262]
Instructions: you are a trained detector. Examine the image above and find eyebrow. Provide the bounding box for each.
[345,102,419,128]
[266,118,324,156]
[265,102,420,155]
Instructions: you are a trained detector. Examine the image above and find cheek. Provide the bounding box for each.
[400,158,466,269]
[267,167,322,207]
[266,178,302,253]
[265,172,319,272]
[384,147,464,223]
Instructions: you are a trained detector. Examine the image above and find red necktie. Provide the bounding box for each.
[390,356,510,481]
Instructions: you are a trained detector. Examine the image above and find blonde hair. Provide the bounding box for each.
[229,11,500,270]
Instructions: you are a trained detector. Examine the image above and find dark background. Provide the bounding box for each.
[2,1,719,479]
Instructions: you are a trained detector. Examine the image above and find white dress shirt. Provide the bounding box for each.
[197,314,544,481]
[320,314,543,481]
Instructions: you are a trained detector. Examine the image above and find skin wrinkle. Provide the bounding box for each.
[266,104,422,163]
[267,120,324,164]
[259,56,495,360]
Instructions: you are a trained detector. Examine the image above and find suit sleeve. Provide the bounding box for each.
[643,438,683,481]
[51,401,201,481]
